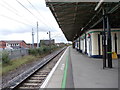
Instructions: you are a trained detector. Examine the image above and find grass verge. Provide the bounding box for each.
[1,46,65,76]
[1,55,37,75]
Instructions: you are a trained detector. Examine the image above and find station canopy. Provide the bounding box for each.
[45,0,120,41]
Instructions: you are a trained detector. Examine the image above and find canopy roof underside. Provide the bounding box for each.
[46,2,120,41]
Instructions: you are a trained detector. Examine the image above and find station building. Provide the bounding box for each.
[74,28,120,58]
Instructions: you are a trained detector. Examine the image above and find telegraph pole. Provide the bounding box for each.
[37,21,39,48]
[32,28,34,48]
[49,31,51,46]
[47,31,51,52]
[49,31,51,52]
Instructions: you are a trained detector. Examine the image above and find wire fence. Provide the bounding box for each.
[1,49,28,60]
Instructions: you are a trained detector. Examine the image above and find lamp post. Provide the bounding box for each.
[37,21,39,48]
[32,28,34,48]
[47,31,51,52]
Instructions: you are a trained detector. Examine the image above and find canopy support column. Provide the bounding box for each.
[106,14,112,68]
[85,33,87,54]
[102,8,106,69]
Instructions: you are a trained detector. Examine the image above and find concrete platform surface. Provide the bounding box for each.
[41,47,69,88]
[70,47,118,88]
[41,46,118,88]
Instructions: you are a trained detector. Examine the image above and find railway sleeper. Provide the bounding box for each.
[23,83,40,86]
[33,74,47,77]
[19,86,40,90]
[36,72,49,75]
[27,80,42,83]
[30,77,45,80]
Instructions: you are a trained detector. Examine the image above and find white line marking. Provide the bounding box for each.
[40,47,68,88]
[60,64,65,70]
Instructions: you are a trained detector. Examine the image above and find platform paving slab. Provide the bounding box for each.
[70,47,118,88]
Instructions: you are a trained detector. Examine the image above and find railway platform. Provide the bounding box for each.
[41,46,118,88]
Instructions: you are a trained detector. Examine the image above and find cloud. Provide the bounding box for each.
[0,0,67,43]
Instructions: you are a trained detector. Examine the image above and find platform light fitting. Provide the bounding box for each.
[95,0,104,11]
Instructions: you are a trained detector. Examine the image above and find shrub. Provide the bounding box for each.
[37,48,43,55]
[50,45,58,51]
[43,46,49,52]
[2,51,10,64]
[28,45,59,56]
[28,48,32,55]
[40,45,50,53]
[28,48,38,56]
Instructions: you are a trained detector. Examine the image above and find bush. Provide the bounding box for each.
[43,46,49,52]
[37,48,43,55]
[51,45,58,50]
[28,48,38,56]
[28,45,59,56]
[2,51,10,64]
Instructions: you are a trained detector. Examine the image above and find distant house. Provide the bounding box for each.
[0,40,27,50]
[40,39,55,46]
[27,43,38,48]
[0,41,6,50]
[26,43,32,48]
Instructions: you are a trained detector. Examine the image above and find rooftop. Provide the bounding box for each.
[0,40,26,44]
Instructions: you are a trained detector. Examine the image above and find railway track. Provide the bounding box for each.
[2,47,66,90]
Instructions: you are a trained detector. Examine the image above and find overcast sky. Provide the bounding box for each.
[0,0,68,43]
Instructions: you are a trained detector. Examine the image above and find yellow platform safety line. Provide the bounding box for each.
[112,52,118,59]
